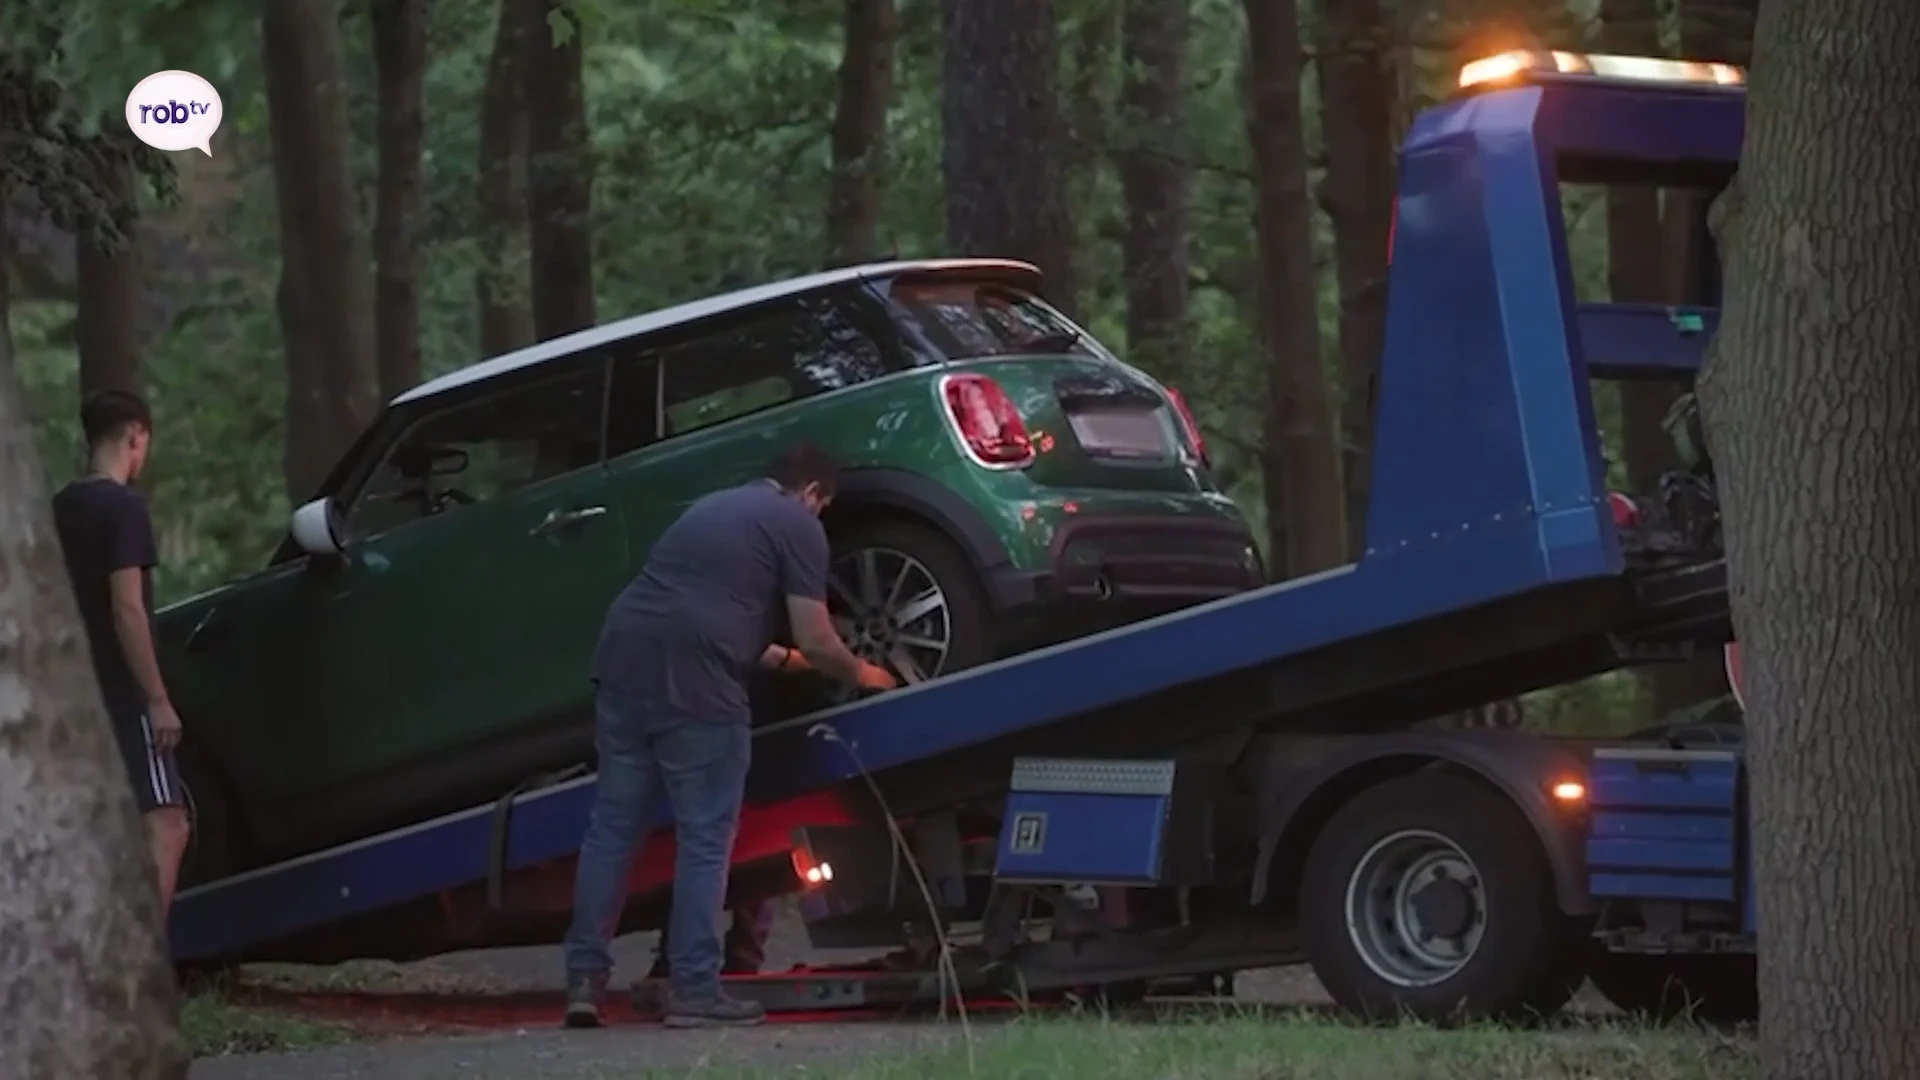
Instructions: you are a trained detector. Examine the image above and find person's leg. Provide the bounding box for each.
[724,898,776,974]
[117,710,191,912]
[651,717,762,1027]
[561,689,660,1027]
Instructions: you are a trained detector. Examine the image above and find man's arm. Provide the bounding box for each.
[771,511,872,685]
[108,568,170,708]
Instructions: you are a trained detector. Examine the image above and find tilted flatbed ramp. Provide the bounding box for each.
[170,65,1737,965]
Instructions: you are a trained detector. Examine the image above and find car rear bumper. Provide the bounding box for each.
[987,515,1265,635]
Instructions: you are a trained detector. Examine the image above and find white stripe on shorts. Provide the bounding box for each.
[137,713,171,805]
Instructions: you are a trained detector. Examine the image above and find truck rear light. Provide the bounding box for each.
[940,373,1035,468]
[1165,386,1210,466]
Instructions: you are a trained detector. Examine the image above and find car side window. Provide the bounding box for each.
[657,290,901,438]
[605,352,661,460]
[346,367,606,541]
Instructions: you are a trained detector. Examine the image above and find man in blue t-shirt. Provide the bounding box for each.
[563,441,895,1029]
[51,390,192,915]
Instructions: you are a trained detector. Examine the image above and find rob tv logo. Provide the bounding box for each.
[124,70,224,157]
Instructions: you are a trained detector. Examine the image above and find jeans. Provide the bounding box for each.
[651,897,776,977]
[563,686,751,999]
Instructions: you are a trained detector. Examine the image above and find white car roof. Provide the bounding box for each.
[391,257,1041,407]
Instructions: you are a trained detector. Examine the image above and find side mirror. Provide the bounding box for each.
[289,497,346,556]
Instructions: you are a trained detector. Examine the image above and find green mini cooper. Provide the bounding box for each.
[157,258,1263,882]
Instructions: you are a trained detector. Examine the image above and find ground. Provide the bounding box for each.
[183,905,1754,1079]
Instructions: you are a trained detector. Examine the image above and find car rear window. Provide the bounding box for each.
[887,277,1099,361]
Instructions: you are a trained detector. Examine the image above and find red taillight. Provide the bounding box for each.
[1165,386,1210,467]
[1607,491,1641,528]
[790,848,834,888]
[941,373,1035,467]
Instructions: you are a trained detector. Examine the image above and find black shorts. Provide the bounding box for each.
[108,704,186,813]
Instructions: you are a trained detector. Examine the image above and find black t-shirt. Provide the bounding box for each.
[52,477,158,712]
[591,480,830,723]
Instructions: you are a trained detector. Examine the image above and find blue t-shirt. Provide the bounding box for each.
[592,480,830,723]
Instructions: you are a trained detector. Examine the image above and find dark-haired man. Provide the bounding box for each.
[563,441,897,1029]
[51,390,192,915]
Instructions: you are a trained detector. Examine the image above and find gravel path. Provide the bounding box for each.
[191,907,1340,1078]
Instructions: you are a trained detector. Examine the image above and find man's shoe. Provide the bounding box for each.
[663,990,766,1029]
[564,971,609,1029]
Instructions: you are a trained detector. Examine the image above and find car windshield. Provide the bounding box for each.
[887,277,1101,361]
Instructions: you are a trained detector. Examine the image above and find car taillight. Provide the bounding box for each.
[1607,491,1642,528]
[1165,386,1210,466]
[941,373,1035,467]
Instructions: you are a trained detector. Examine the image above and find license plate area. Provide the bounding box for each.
[1066,408,1172,460]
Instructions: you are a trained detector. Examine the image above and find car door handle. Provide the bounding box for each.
[530,505,608,538]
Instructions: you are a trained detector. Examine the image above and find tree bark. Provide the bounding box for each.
[371,0,430,399]
[263,0,380,502]
[1115,0,1191,379]
[939,0,1079,320]
[1694,0,1920,1074]
[521,0,596,341]
[825,0,896,268]
[476,0,536,358]
[1242,0,1346,577]
[0,208,188,1077]
[1313,0,1395,550]
[74,150,144,400]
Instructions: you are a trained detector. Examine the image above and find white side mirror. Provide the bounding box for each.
[289,497,345,556]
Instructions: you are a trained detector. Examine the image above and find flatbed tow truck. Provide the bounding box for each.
[169,50,1760,1025]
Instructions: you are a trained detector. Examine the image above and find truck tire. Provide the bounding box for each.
[1299,771,1581,1024]
[1587,950,1757,1025]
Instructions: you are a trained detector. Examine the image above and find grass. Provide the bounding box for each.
[179,993,355,1057]
[790,1012,1756,1080]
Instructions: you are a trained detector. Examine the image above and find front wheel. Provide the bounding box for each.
[1299,772,1582,1024]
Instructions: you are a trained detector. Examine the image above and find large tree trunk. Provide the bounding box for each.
[825,0,896,268]
[1242,0,1347,577]
[1115,0,1190,379]
[939,0,1079,320]
[1313,0,1395,551]
[476,0,536,358]
[1695,0,1920,1074]
[263,0,379,502]
[74,149,144,400]
[371,0,429,399]
[0,210,188,1077]
[521,0,596,341]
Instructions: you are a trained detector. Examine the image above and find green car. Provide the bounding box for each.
[157,258,1263,884]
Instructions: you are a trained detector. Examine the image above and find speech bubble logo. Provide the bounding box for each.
[124,71,224,157]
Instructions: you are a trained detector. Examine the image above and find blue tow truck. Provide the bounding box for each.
[169,50,1758,1024]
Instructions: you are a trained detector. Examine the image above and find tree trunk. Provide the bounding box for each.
[1242,0,1346,577]
[263,0,380,502]
[0,208,188,1078]
[371,0,429,399]
[74,150,144,400]
[1313,0,1395,551]
[939,0,1079,320]
[1115,0,1190,379]
[1694,0,1920,1074]
[521,0,596,341]
[476,0,536,358]
[825,0,896,268]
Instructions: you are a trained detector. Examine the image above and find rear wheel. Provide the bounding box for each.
[1299,772,1582,1024]
[826,520,993,692]
[1587,950,1757,1025]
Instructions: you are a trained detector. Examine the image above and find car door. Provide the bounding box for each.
[285,363,625,798]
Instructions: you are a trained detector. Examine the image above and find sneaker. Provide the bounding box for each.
[564,971,609,1029]
[662,990,766,1029]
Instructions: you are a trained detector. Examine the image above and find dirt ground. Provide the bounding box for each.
[189,906,1362,1079]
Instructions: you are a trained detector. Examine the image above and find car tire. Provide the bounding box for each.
[1299,772,1582,1024]
[176,744,242,890]
[826,518,994,687]
[1587,949,1757,1025]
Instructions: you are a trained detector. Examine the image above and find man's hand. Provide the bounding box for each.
[148,700,183,752]
[855,662,898,692]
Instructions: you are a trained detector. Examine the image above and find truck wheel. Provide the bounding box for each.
[1299,772,1580,1024]
[1587,951,1757,1025]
